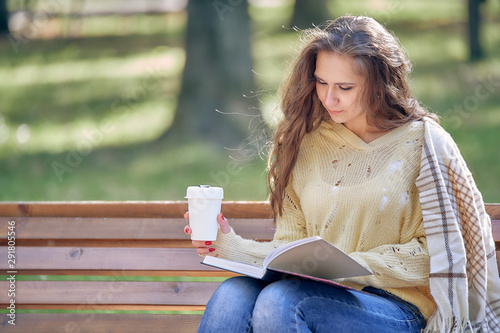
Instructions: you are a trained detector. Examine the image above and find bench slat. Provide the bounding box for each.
[0,201,188,218]
[3,270,236,277]
[0,217,274,240]
[486,204,500,219]
[9,239,196,248]
[0,313,202,333]
[0,247,217,271]
[0,201,273,219]
[1,201,496,218]
[2,304,207,311]
[0,281,219,306]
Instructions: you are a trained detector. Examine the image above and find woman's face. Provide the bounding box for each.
[314,51,368,132]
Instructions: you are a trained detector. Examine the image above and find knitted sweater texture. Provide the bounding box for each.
[213,119,437,319]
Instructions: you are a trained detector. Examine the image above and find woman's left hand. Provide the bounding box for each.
[183,212,231,255]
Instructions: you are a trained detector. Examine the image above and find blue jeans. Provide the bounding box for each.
[198,276,425,333]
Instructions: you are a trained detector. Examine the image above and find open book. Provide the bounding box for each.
[202,236,372,288]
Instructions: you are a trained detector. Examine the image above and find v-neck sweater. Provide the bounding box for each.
[212,119,437,319]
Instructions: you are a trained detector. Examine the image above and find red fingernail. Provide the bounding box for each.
[184,226,190,233]
[220,214,225,220]
[205,241,212,246]
[209,248,216,252]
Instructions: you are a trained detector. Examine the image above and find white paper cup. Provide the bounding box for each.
[186,185,224,241]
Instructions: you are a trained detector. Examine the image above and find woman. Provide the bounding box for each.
[184,16,500,332]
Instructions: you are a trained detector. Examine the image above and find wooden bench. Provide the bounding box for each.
[0,201,499,332]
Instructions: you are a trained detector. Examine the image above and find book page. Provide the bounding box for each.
[265,237,372,280]
[202,255,266,279]
[263,236,322,268]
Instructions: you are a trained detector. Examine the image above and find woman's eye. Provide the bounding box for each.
[317,79,327,85]
[339,86,353,91]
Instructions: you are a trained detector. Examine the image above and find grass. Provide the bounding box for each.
[0,0,499,204]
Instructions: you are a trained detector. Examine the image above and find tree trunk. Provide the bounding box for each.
[160,0,256,147]
[290,0,330,29]
[0,0,9,35]
[468,0,484,61]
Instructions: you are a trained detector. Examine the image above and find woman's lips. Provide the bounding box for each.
[328,109,343,115]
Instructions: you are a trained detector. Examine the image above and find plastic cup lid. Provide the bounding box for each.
[185,185,224,199]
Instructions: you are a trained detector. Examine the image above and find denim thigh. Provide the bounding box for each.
[199,276,426,333]
[197,276,268,333]
[252,279,426,333]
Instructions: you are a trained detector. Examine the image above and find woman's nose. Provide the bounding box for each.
[324,88,339,108]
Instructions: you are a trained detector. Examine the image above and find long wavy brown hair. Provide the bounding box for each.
[267,16,438,219]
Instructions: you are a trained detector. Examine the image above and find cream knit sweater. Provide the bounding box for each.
[212,119,437,319]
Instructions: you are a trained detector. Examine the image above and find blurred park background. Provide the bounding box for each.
[0,0,499,203]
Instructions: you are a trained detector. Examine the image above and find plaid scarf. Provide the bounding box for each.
[416,118,500,332]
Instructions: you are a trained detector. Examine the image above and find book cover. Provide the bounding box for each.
[202,236,372,288]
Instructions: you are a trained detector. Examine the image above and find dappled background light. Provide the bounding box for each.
[0,0,498,202]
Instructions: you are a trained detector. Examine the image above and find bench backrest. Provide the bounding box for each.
[0,201,273,332]
[0,201,499,332]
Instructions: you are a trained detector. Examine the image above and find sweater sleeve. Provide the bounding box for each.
[343,236,430,288]
[340,219,430,289]
[210,184,308,267]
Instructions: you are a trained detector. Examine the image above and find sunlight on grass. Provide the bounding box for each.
[333,0,464,24]
[249,0,294,27]
[0,45,184,158]
[0,47,184,87]
[0,0,498,203]
[0,99,176,157]
[0,96,176,158]
[128,142,269,201]
[405,32,467,64]
[77,13,187,37]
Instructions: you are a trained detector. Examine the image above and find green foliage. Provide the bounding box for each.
[0,1,499,203]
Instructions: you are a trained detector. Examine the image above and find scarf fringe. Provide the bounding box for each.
[422,312,472,333]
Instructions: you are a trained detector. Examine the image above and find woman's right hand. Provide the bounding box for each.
[183,212,231,255]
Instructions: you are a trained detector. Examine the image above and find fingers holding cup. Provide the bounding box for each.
[217,213,231,234]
